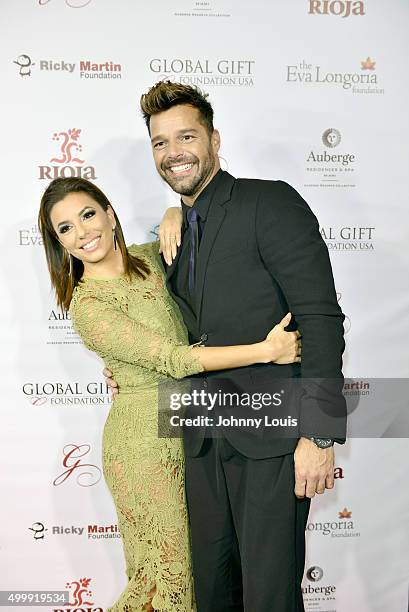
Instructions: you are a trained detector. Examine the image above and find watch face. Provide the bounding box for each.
[316,438,332,448]
[311,437,333,448]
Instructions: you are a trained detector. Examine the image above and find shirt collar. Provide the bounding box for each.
[181,168,224,223]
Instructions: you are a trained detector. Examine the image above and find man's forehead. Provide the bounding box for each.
[150,105,202,132]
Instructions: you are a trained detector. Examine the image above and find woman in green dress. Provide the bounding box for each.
[38,177,301,612]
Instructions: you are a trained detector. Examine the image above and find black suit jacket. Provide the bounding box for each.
[165,171,346,458]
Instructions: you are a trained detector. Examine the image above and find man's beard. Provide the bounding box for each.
[160,151,215,197]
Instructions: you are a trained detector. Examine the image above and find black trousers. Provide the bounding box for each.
[185,437,310,612]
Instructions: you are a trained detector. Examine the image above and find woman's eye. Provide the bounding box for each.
[59,225,70,234]
[83,210,96,220]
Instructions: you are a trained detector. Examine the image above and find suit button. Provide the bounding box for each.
[200,333,208,342]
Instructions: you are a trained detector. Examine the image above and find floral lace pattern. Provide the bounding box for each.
[70,242,203,611]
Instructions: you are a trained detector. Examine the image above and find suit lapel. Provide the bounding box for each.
[195,172,235,325]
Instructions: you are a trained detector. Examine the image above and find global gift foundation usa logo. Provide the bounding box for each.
[304,128,357,189]
[53,444,102,488]
[286,57,384,95]
[321,225,375,252]
[306,507,361,538]
[149,58,255,87]
[38,128,97,180]
[22,381,110,406]
[51,577,103,612]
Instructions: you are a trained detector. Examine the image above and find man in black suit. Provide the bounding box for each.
[109,81,346,611]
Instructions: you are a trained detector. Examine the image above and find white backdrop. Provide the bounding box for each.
[1,1,409,611]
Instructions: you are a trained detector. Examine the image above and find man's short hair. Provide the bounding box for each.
[140,80,214,135]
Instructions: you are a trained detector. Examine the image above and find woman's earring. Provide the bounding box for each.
[66,250,73,277]
[113,228,117,251]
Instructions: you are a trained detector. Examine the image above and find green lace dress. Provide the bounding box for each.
[70,242,203,611]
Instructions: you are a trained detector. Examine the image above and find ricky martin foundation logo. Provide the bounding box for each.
[38,128,97,181]
[304,128,357,189]
[149,58,255,87]
[286,57,384,95]
[308,0,365,17]
[13,51,122,80]
[13,54,35,77]
[29,521,48,540]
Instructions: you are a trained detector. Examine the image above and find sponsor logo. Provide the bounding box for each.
[150,58,255,87]
[303,566,336,609]
[306,507,361,538]
[322,128,341,148]
[47,309,82,346]
[14,52,121,80]
[38,128,97,181]
[308,0,365,17]
[29,521,121,541]
[286,57,384,95]
[29,522,48,540]
[304,128,357,189]
[18,224,43,246]
[343,379,371,397]
[40,0,94,7]
[306,566,324,582]
[22,381,110,406]
[87,523,121,540]
[173,0,232,18]
[322,226,375,252]
[53,444,102,487]
[51,577,104,612]
[13,54,35,77]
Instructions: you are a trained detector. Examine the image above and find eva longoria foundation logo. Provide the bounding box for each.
[306,507,361,538]
[308,0,365,17]
[304,128,357,189]
[38,128,97,181]
[286,57,384,95]
[149,58,255,87]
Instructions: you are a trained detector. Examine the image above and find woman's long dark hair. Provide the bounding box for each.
[38,177,150,310]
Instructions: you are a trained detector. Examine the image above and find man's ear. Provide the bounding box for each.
[212,129,221,154]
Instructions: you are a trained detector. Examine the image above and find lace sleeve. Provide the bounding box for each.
[71,295,204,380]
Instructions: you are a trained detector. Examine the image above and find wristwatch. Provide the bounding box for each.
[309,437,334,449]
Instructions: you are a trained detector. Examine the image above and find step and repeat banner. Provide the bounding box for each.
[1,1,408,611]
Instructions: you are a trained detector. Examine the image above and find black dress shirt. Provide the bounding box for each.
[170,168,224,315]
